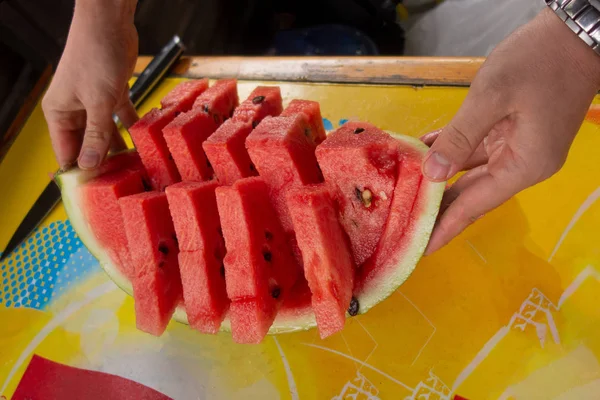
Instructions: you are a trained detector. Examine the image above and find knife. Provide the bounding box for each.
[0,35,185,262]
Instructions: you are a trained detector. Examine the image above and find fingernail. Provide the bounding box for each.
[79,149,100,169]
[423,152,451,180]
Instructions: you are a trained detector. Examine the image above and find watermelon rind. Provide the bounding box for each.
[57,131,444,336]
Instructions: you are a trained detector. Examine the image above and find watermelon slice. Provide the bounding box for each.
[129,107,182,190]
[281,99,327,144]
[215,177,299,343]
[246,114,323,232]
[287,184,354,338]
[202,120,256,185]
[58,93,445,341]
[163,108,219,182]
[165,181,229,334]
[160,79,209,112]
[232,86,283,127]
[315,121,399,266]
[193,79,239,125]
[119,192,182,336]
[80,167,148,280]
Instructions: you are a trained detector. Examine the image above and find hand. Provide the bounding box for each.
[42,0,139,170]
[421,8,600,254]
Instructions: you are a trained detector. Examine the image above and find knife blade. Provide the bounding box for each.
[0,35,185,261]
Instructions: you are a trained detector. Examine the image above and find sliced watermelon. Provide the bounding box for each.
[165,181,229,334]
[232,86,283,127]
[202,120,256,185]
[160,79,209,112]
[80,168,147,281]
[119,192,182,336]
[287,184,354,339]
[315,122,399,266]
[129,107,182,190]
[163,108,219,182]
[193,79,239,125]
[215,177,299,343]
[281,99,327,144]
[246,114,323,232]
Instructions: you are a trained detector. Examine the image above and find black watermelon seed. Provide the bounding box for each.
[203,105,209,113]
[348,297,359,316]
[304,128,310,137]
[217,227,223,237]
[252,120,259,129]
[249,163,256,172]
[158,243,169,255]
[271,287,281,299]
[213,114,220,124]
[252,95,265,104]
[353,127,365,134]
[207,159,212,169]
[354,187,362,201]
[220,264,225,277]
[174,111,181,117]
[168,154,174,161]
[141,178,152,192]
[172,234,178,244]
[263,250,272,262]
[265,231,273,241]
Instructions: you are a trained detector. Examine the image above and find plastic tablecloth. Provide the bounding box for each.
[1,78,600,399]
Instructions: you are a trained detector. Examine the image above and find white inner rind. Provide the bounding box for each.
[57,131,443,335]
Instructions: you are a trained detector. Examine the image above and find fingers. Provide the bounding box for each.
[43,106,86,170]
[114,85,138,129]
[109,124,128,153]
[425,166,520,255]
[422,86,507,182]
[78,105,114,170]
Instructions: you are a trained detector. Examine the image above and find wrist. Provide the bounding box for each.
[74,0,137,26]
[540,6,600,87]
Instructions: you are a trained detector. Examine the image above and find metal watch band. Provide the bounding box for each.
[546,0,600,55]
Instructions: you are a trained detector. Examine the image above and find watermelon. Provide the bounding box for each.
[193,79,239,125]
[129,107,182,190]
[246,114,323,232]
[163,108,219,182]
[202,120,256,185]
[215,177,299,343]
[57,83,446,342]
[232,86,283,127]
[165,181,229,334]
[315,121,399,266]
[119,192,182,336]
[281,99,327,144]
[287,184,354,338]
[160,79,209,112]
[80,167,147,281]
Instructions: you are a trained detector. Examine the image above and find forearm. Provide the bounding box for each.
[74,0,137,27]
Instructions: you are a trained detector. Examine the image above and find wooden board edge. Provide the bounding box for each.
[134,56,484,86]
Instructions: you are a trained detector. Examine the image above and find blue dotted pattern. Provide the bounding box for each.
[0,220,99,310]
[322,118,334,131]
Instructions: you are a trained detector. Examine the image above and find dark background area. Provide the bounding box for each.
[0,0,405,154]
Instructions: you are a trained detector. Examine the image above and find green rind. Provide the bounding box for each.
[57,132,443,336]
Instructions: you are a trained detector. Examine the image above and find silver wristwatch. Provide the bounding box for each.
[546,0,600,55]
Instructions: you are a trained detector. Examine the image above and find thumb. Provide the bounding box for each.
[78,104,114,170]
[422,87,507,182]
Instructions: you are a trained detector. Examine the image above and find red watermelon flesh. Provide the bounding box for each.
[81,167,147,280]
[315,122,399,266]
[165,181,229,334]
[160,79,209,112]
[202,120,257,185]
[281,99,327,144]
[287,184,355,338]
[129,107,182,190]
[119,192,182,336]
[358,150,422,292]
[216,177,299,343]
[246,114,323,233]
[193,79,239,125]
[163,108,219,182]
[232,86,283,127]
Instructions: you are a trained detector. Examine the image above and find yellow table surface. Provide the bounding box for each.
[1,76,600,399]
